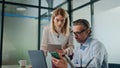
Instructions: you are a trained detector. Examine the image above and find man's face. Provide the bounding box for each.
[72,25,89,43]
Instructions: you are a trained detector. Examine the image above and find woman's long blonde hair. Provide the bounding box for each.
[50,8,70,36]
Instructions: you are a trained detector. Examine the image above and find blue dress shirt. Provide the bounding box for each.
[71,36,108,68]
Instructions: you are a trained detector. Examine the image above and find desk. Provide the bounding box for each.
[2,65,30,68]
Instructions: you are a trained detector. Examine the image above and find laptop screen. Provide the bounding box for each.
[28,50,47,68]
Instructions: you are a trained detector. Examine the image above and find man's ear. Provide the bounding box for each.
[86,28,91,34]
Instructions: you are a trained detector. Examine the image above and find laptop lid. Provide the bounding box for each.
[28,50,47,68]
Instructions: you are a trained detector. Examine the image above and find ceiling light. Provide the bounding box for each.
[16,7,27,11]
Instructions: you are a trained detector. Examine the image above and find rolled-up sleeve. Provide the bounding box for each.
[40,27,48,50]
[67,33,74,49]
[93,42,108,68]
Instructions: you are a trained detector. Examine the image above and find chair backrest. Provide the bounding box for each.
[109,63,120,68]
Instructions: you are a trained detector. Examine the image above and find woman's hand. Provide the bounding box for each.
[64,47,73,55]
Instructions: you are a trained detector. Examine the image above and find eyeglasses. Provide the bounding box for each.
[72,29,86,36]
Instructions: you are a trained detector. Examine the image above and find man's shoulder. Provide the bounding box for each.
[89,37,104,48]
[90,37,102,44]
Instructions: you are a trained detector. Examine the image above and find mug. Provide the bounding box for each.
[18,60,27,67]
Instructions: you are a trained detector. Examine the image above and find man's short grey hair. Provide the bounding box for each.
[73,19,90,30]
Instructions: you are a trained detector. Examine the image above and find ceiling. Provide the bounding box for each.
[0,0,66,15]
[0,0,120,18]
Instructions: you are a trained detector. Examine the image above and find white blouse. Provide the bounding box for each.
[40,26,74,68]
[40,26,73,50]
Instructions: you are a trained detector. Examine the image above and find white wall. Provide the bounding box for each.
[94,7,120,63]
[72,0,120,64]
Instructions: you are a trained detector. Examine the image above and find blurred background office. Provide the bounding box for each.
[0,0,120,68]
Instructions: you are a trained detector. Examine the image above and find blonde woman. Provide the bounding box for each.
[40,8,74,68]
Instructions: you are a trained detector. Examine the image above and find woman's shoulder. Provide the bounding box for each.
[43,26,50,31]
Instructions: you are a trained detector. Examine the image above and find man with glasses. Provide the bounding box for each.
[71,19,108,68]
[52,19,108,68]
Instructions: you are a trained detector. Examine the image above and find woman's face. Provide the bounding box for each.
[53,15,66,29]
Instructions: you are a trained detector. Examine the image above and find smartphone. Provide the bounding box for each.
[50,52,60,59]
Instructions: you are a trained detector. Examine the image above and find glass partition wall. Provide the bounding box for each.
[0,0,95,68]
[2,5,38,68]
[0,4,1,36]
[0,0,39,68]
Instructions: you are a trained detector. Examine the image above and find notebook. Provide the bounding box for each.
[28,50,47,68]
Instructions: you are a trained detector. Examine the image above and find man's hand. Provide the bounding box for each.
[28,66,32,68]
[52,49,67,68]
[52,57,67,68]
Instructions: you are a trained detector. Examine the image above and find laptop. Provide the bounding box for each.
[28,50,47,68]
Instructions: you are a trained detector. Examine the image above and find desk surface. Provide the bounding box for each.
[2,65,30,68]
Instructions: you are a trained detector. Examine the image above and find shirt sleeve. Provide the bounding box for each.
[93,41,108,68]
[40,26,49,51]
[62,32,74,49]
[67,33,74,49]
[71,49,80,67]
[62,33,74,56]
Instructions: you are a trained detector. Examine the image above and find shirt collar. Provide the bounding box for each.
[80,36,92,47]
